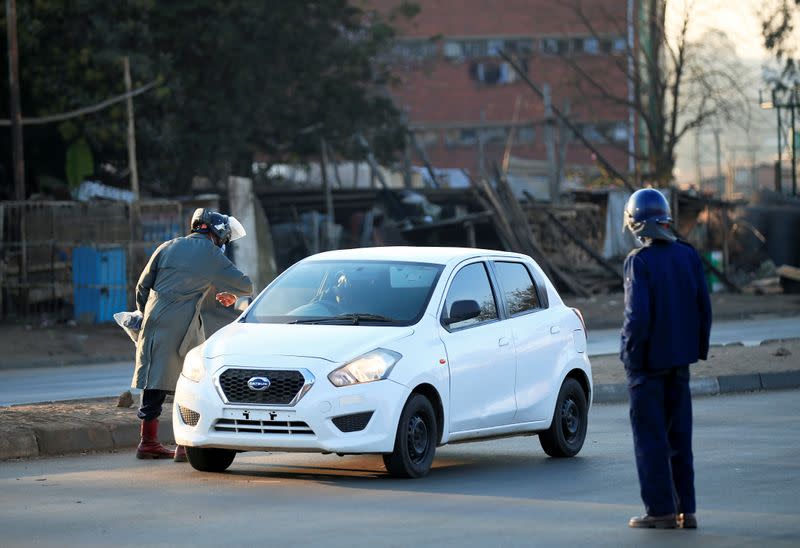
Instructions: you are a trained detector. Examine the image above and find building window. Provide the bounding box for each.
[414,130,439,147]
[444,38,534,60]
[542,37,569,54]
[392,39,438,60]
[469,60,525,85]
[582,37,600,54]
[517,126,536,144]
[612,37,627,53]
[610,122,629,143]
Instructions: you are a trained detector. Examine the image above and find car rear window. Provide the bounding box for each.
[493,261,542,316]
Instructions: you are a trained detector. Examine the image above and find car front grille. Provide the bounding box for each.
[218,368,306,405]
[331,411,374,433]
[213,419,315,436]
[178,405,200,426]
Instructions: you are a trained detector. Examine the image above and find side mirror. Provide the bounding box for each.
[234,296,252,313]
[443,299,481,325]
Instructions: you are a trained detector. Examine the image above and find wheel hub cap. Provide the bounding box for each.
[407,415,429,461]
[562,398,579,439]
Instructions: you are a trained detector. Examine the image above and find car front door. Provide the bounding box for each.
[438,261,517,433]
[491,260,567,422]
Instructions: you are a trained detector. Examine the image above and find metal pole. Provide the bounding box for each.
[791,89,797,196]
[714,128,722,197]
[776,90,783,193]
[6,0,25,200]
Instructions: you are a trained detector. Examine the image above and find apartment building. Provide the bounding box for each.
[376,0,638,193]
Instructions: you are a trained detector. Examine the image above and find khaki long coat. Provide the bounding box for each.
[132,233,253,391]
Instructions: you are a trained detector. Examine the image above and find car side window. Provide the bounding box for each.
[494,261,541,316]
[442,262,498,330]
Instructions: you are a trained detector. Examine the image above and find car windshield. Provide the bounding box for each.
[245,260,444,326]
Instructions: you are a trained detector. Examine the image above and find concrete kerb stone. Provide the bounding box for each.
[0,427,40,460]
[760,370,800,390]
[1,374,798,461]
[718,374,762,394]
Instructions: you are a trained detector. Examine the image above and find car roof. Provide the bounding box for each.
[304,246,531,266]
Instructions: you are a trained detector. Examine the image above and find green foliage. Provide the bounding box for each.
[762,0,800,89]
[65,138,94,189]
[0,0,414,196]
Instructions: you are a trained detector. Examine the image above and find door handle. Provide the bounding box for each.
[498,337,510,347]
[550,326,561,335]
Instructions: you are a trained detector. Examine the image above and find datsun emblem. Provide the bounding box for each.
[247,377,271,391]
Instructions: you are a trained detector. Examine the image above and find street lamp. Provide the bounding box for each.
[759,87,799,196]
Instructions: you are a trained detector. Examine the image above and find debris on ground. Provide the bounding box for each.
[117,391,134,408]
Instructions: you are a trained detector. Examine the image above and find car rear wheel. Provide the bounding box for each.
[186,446,236,472]
[383,394,437,478]
[539,378,588,458]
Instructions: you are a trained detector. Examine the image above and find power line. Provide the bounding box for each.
[0,81,158,127]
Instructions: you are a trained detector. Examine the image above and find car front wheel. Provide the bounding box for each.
[383,394,438,478]
[539,378,588,458]
[185,446,236,472]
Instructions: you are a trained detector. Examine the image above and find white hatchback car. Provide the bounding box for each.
[174,246,591,478]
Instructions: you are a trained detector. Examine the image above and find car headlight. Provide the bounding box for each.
[181,348,205,383]
[328,348,401,387]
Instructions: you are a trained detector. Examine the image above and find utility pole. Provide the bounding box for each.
[543,83,559,204]
[320,138,335,250]
[713,128,723,197]
[122,57,140,201]
[6,0,25,200]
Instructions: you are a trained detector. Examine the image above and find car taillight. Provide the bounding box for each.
[571,307,587,336]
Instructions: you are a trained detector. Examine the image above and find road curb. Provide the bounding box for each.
[2,372,799,461]
[593,370,800,404]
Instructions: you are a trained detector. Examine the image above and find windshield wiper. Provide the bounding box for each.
[334,313,394,325]
[288,313,394,325]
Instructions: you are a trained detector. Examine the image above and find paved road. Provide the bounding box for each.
[1,390,798,547]
[587,316,800,356]
[1,316,798,406]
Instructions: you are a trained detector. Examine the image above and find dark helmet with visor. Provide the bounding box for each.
[190,208,246,246]
[623,188,676,242]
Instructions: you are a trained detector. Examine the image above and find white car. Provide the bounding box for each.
[174,246,591,478]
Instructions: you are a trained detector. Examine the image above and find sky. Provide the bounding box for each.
[665,0,770,60]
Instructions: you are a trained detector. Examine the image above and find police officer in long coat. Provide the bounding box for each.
[133,209,253,460]
[621,189,712,530]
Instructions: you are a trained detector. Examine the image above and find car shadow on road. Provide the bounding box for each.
[221,449,615,502]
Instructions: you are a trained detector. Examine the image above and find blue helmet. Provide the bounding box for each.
[623,188,676,242]
[190,208,247,246]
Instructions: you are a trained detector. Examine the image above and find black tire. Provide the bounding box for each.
[539,378,588,458]
[185,446,236,472]
[383,394,438,478]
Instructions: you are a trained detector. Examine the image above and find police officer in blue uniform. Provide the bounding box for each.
[621,188,712,530]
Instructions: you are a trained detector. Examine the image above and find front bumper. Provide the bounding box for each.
[173,368,410,454]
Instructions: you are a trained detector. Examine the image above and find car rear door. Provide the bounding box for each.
[490,260,568,422]
[438,260,517,433]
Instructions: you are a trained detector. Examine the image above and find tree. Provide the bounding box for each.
[0,1,416,197]
[536,0,749,186]
[762,0,800,89]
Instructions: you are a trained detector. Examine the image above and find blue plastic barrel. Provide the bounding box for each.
[72,246,127,323]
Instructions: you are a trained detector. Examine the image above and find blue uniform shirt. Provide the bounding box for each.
[620,240,712,372]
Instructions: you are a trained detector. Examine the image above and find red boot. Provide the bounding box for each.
[136,419,175,459]
[174,445,187,463]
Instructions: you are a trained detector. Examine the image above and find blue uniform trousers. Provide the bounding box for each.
[627,366,695,516]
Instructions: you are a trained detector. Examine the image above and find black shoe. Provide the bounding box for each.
[678,513,697,529]
[628,514,677,529]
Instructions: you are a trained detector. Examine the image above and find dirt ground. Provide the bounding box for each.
[0,292,798,369]
[591,339,800,385]
[564,292,800,330]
